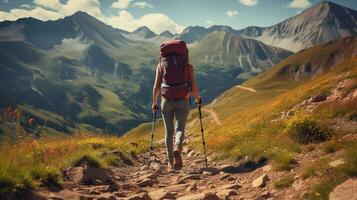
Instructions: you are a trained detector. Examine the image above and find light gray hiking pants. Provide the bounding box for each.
[161,98,190,163]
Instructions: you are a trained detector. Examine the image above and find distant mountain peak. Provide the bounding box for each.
[132,26,157,38]
[69,11,94,20]
[159,30,174,37]
[133,26,152,32]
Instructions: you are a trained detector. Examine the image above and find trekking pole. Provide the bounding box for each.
[198,103,208,168]
[147,111,157,169]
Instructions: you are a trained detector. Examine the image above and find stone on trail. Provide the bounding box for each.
[177,192,220,200]
[329,178,357,200]
[174,174,201,184]
[220,183,241,190]
[262,165,272,172]
[219,173,230,180]
[128,192,152,200]
[137,178,154,187]
[149,189,176,200]
[252,174,269,188]
[200,167,220,175]
[186,182,198,192]
[114,191,125,197]
[329,159,345,168]
[203,171,212,177]
[140,165,148,171]
[187,150,196,158]
[141,172,159,180]
[151,162,163,172]
[107,183,119,192]
[217,189,237,199]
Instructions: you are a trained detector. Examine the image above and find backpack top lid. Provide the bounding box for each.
[160,40,188,57]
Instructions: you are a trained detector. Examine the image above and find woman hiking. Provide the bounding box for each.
[152,40,201,171]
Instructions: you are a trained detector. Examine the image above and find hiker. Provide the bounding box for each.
[152,40,201,170]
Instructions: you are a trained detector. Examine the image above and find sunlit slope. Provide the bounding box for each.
[209,36,356,119]
[189,37,356,158]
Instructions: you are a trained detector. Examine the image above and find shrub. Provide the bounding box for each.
[323,141,340,154]
[273,176,294,189]
[271,149,297,171]
[287,117,332,144]
[301,165,317,179]
[343,142,357,176]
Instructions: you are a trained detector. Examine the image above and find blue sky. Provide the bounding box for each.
[0,0,356,33]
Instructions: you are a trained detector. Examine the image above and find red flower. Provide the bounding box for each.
[28,118,35,126]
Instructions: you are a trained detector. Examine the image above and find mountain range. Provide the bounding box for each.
[0,1,356,135]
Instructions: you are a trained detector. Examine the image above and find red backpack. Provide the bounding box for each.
[159,40,189,99]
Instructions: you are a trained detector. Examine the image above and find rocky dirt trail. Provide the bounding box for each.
[33,138,325,200]
[202,108,222,125]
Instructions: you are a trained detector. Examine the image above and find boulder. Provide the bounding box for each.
[66,167,84,184]
[65,166,114,185]
[83,166,114,185]
[329,178,357,200]
[252,174,269,188]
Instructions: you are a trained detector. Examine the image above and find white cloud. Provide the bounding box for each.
[0,0,184,34]
[34,0,63,11]
[226,10,239,18]
[107,11,184,34]
[287,0,311,9]
[132,1,154,8]
[111,0,131,9]
[20,4,33,9]
[205,20,214,25]
[0,7,63,21]
[239,0,258,6]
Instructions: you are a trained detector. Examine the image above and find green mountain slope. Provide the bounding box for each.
[0,13,293,135]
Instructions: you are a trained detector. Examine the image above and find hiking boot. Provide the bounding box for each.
[167,160,175,172]
[173,148,183,170]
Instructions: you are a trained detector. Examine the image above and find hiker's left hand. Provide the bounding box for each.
[152,103,159,112]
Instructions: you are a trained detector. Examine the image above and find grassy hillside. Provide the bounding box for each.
[0,133,151,197]
[124,37,357,199]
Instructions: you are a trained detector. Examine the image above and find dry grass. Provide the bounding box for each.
[0,134,147,195]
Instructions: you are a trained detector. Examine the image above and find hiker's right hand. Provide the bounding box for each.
[195,97,202,107]
[152,103,159,112]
